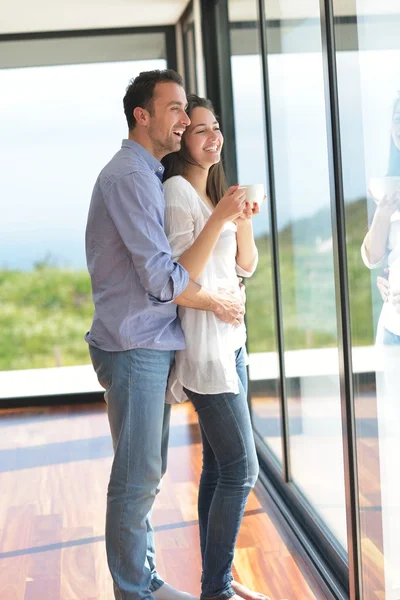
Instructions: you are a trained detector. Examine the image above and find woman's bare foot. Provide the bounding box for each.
[153,582,199,600]
[231,581,271,600]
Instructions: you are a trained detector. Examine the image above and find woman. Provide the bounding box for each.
[162,95,269,600]
[362,92,400,340]
[361,93,400,599]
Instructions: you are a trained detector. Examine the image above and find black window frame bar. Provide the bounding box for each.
[319,0,363,598]
[199,0,238,186]
[256,0,291,485]
[178,0,198,93]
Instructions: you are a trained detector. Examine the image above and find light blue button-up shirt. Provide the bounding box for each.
[85,139,189,351]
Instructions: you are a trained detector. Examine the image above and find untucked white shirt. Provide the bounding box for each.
[163,175,258,403]
[361,211,400,335]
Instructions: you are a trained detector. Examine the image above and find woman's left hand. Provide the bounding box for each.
[235,196,264,225]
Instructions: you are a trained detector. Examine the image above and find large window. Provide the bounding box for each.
[263,1,347,550]
[226,0,400,596]
[229,0,347,551]
[0,31,167,400]
[333,4,400,598]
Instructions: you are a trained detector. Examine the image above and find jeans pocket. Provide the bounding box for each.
[89,346,114,392]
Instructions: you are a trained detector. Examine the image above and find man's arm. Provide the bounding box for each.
[103,173,244,324]
[174,280,245,325]
[103,172,189,303]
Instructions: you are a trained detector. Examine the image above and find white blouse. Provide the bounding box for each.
[163,175,258,403]
[361,211,400,335]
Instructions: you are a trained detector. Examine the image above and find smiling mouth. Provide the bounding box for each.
[204,145,219,152]
[173,131,184,138]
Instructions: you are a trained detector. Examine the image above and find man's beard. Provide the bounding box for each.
[149,128,181,157]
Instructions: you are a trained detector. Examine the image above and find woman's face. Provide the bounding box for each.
[183,107,223,169]
[391,101,400,150]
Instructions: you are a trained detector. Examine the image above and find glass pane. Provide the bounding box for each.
[333,2,400,596]
[0,36,166,399]
[265,1,347,549]
[182,11,198,95]
[229,0,283,466]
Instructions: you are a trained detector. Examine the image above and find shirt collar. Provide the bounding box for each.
[121,139,165,180]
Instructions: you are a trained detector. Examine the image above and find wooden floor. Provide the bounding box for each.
[251,392,387,600]
[0,401,329,600]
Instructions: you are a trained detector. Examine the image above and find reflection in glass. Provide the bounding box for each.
[265,1,347,549]
[229,0,283,466]
[334,4,400,596]
[0,57,166,383]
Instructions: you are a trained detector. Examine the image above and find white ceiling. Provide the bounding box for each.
[2,0,399,35]
[0,0,190,34]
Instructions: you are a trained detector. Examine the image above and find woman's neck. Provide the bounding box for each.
[184,165,209,199]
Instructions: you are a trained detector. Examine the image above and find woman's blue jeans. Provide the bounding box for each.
[89,346,175,600]
[184,347,259,600]
[383,327,400,345]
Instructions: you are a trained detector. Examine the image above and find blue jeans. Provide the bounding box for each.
[184,348,259,600]
[383,328,400,345]
[89,346,175,600]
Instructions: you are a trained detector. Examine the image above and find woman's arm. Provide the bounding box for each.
[235,202,259,274]
[177,215,225,280]
[166,184,246,281]
[363,193,397,265]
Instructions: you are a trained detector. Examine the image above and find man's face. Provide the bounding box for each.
[147,82,191,159]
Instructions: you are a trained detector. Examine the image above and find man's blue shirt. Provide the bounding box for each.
[85,139,189,351]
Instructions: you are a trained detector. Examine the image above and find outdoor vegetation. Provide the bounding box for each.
[0,198,381,370]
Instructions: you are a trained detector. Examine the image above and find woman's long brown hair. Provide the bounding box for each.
[162,94,227,207]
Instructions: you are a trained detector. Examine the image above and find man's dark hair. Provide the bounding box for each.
[123,69,184,130]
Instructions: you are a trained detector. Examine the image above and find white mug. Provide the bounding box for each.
[369,176,400,203]
[238,184,265,208]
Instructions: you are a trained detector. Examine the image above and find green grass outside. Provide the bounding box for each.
[0,198,382,371]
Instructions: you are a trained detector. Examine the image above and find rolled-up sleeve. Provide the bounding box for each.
[103,172,189,303]
[236,248,259,278]
[361,240,387,269]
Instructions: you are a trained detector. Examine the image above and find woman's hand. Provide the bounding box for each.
[370,190,399,219]
[212,185,246,224]
[235,195,264,226]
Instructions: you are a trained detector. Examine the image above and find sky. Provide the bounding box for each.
[1,50,400,270]
[232,49,400,237]
[0,59,165,270]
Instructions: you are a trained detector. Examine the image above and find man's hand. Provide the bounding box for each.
[238,277,246,305]
[210,289,245,326]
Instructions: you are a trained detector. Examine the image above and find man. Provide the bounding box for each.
[85,69,245,600]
